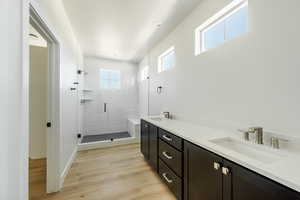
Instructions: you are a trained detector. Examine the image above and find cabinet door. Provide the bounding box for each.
[149,124,158,171]
[140,120,149,159]
[223,160,300,200]
[184,141,222,200]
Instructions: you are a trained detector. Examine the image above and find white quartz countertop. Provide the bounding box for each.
[142,116,300,193]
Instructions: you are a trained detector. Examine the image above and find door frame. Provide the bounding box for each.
[29,4,61,193]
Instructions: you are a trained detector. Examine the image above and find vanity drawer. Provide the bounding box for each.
[159,159,182,200]
[159,128,183,151]
[159,139,182,177]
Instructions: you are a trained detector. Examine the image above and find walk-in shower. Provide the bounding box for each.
[78,57,141,150]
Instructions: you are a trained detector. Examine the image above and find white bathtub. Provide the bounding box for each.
[128,118,141,139]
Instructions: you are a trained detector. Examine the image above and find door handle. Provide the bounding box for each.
[104,103,107,112]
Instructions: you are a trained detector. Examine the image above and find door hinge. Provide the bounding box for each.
[47,122,52,128]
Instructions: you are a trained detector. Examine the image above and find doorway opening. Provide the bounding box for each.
[28,23,48,199]
[29,5,61,197]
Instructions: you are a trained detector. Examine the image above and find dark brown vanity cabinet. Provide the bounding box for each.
[184,141,222,200]
[140,120,149,159]
[158,129,183,200]
[141,120,158,171]
[223,159,300,200]
[149,123,158,170]
[184,141,300,200]
[141,121,300,200]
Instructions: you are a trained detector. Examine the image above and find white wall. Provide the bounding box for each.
[138,58,150,117]
[0,0,83,199]
[29,46,48,159]
[83,57,139,135]
[139,0,300,137]
[30,0,84,177]
[0,0,26,199]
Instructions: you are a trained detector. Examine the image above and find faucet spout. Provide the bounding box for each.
[248,127,264,144]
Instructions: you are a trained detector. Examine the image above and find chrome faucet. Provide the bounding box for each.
[248,127,264,144]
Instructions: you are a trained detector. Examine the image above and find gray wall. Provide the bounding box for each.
[139,0,300,137]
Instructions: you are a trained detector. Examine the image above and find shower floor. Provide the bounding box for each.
[81,132,131,144]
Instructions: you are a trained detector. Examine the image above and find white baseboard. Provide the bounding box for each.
[78,137,140,151]
[59,146,78,188]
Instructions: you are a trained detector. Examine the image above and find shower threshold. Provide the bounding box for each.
[81,132,131,144]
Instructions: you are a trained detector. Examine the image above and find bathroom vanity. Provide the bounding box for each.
[141,118,300,200]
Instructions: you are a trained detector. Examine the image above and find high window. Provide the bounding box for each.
[100,69,121,89]
[195,0,248,55]
[158,46,175,73]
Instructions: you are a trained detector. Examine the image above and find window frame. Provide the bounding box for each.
[195,0,248,55]
[158,46,175,73]
[99,69,121,89]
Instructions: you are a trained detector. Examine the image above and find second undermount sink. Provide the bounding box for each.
[209,137,284,164]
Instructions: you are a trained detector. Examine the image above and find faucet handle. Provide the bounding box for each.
[162,111,171,119]
[270,136,289,149]
[238,129,250,141]
[248,127,263,132]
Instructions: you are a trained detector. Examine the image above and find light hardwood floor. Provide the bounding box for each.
[30,144,176,200]
[30,158,47,200]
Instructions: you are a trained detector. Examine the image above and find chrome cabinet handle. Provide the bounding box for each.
[222,167,230,175]
[162,151,173,160]
[162,135,172,141]
[213,162,221,170]
[162,173,173,183]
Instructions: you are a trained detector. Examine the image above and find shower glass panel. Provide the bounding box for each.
[82,65,139,143]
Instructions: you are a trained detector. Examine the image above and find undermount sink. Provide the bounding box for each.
[149,117,164,122]
[209,137,284,164]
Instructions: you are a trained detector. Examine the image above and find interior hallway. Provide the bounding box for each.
[30,144,175,200]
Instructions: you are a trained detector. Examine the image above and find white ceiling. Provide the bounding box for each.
[62,0,202,63]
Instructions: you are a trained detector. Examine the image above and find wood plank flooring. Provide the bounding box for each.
[30,144,176,200]
[29,158,47,200]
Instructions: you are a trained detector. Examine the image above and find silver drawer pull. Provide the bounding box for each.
[213,162,221,170]
[162,135,172,141]
[162,173,173,183]
[162,151,173,160]
[222,167,230,176]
